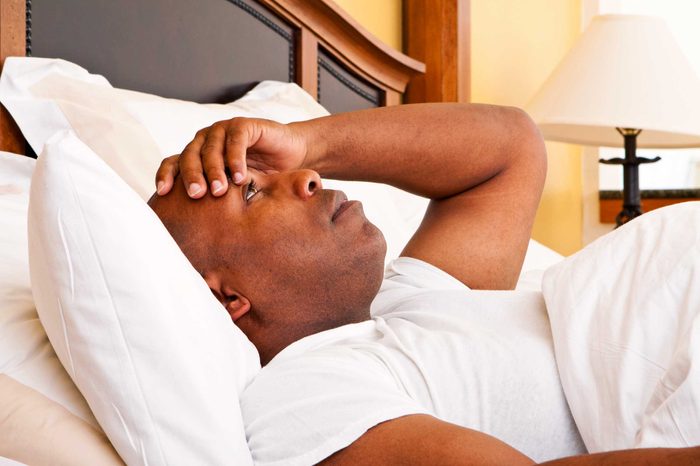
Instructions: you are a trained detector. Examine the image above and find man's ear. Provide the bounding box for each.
[204,273,252,322]
[222,292,251,322]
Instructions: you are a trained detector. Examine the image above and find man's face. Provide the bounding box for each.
[150,168,386,362]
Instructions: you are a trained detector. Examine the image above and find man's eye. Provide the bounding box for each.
[245,180,259,202]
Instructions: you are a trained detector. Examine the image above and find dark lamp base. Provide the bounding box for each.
[598,128,661,228]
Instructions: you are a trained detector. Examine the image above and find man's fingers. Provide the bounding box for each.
[179,135,208,198]
[201,125,229,196]
[155,155,180,196]
[225,127,254,185]
[160,118,264,199]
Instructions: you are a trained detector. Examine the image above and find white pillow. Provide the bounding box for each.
[0,374,122,466]
[29,131,259,465]
[542,202,700,452]
[0,151,97,424]
[0,152,115,465]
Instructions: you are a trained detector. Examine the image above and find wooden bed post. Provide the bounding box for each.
[297,28,319,100]
[403,0,470,104]
[0,0,25,153]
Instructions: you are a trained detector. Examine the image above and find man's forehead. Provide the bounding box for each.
[148,167,274,219]
[147,177,195,218]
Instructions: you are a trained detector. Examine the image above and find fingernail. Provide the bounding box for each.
[157,181,165,195]
[233,172,244,184]
[211,180,224,194]
[188,183,202,197]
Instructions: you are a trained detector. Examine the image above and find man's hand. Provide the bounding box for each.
[155,117,308,198]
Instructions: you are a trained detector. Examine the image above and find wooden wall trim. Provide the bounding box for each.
[600,198,700,224]
[456,0,470,102]
[0,0,25,154]
[403,0,470,103]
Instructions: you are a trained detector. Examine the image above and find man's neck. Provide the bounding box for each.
[260,307,371,366]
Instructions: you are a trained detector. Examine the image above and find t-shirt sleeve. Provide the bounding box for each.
[382,257,469,290]
[240,347,428,466]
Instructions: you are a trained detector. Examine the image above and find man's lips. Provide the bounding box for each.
[333,200,357,221]
[331,191,350,221]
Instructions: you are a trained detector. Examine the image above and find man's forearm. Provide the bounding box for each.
[293,103,543,199]
[539,446,700,466]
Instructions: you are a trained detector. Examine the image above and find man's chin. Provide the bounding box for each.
[376,231,388,262]
[364,225,388,289]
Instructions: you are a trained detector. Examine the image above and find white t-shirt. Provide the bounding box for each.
[241,258,586,465]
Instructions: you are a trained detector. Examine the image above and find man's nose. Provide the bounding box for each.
[290,169,322,200]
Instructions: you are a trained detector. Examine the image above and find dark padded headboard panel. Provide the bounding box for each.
[28,0,411,113]
[317,47,380,113]
[30,0,295,104]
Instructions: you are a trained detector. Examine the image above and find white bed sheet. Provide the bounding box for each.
[543,202,700,452]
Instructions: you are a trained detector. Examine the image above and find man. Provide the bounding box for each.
[149,103,700,465]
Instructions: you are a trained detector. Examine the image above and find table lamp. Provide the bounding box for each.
[527,14,700,226]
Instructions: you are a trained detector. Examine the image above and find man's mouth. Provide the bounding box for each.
[331,191,350,222]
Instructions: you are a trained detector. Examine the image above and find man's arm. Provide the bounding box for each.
[320,414,535,466]
[294,103,546,289]
[157,103,546,289]
[540,447,700,466]
[319,414,700,466]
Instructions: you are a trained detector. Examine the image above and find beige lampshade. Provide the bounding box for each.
[527,14,700,148]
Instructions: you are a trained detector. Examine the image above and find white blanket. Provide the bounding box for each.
[542,202,700,452]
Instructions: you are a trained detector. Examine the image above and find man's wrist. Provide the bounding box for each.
[291,120,328,174]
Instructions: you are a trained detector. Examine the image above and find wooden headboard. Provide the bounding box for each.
[0,0,469,154]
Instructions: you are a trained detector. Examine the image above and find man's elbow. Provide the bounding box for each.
[504,106,547,182]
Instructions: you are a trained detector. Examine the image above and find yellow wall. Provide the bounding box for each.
[333,0,403,50]
[471,0,583,255]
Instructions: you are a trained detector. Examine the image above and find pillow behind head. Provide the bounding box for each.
[29,131,259,465]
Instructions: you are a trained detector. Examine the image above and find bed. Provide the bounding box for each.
[3,2,700,465]
[0,1,479,465]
